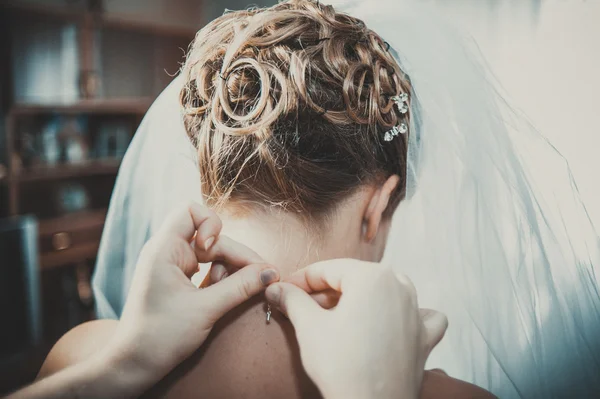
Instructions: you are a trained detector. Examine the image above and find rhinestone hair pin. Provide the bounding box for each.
[384,122,408,142]
[392,93,409,114]
[383,93,409,142]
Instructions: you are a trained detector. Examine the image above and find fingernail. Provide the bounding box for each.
[423,311,449,332]
[265,284,282,305]
[217,270,229,282]
[204,236,215,250]
[260,269,279,286]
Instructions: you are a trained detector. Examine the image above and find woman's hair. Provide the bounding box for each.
[180,0,411,221]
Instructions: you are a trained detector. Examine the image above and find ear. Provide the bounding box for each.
[363,175,400,242]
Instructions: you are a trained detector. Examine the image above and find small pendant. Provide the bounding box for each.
[266,304,272,323]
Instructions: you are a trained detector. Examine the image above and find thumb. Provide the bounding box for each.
[265,282,324,328]
[201,264,279,321]
[419,308,448,358]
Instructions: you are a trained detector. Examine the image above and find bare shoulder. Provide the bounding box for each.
[421,370,498,399]
[36,319,119,380]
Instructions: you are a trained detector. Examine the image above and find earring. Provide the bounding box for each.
[266,304,272,323]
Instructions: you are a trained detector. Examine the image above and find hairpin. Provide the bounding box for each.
[383,122,408,142]
[383,92,410,141]
[391,93,409,114]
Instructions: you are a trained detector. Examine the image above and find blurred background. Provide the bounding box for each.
[0,0,598,394]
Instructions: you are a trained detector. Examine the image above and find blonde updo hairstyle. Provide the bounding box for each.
[181,0,411,222]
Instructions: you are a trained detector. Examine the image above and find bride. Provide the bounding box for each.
[59,0,600,397]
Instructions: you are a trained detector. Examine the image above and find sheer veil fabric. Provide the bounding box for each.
[93,1,600,397]
[92,76,202,318]
[331,0,600,396]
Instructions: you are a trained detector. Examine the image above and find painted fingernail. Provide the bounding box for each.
[265,284,282,305]
[260,269,279,286]
[204,236,215,250]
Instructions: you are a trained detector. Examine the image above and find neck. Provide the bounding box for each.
[219,209,357,276]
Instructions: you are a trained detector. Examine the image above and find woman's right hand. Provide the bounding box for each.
[265,259,448,399]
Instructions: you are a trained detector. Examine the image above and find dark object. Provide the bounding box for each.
[95,121,130,159]
[0,215,42,360]
[37,209,106,270]
[55,183,90,214]
[78,70,100,98]
[20,133,38,168]
[1,1,193,236]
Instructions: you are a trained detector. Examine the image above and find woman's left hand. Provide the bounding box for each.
[106,202,280,385]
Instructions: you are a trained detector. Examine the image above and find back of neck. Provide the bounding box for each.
[219,211,332,276]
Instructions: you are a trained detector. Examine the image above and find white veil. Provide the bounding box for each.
[93,0,600,397]
[331,0,600,397]
[93,76,202,319]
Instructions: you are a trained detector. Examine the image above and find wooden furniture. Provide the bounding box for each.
[1,0,202,39]
[0,3,198,391]
[0,215,42,395]
[4,102,146,270]
[1,0,196,269]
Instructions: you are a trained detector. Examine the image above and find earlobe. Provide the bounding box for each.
[363,175,400,243]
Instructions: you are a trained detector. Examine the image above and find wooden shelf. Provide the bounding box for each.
[15,161,121,183]
[0,1,84,24]
[40,241,101,270]
[9,98,152,117]
[38,209,107,270]
[38,208,107,235]
[101,13,197,38]
[1,1,197,39]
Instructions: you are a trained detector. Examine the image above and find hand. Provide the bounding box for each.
[265,259,447,399]
[7,203,280,399]
[106,202,280,386]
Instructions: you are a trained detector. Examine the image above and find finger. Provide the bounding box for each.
[201,264,279,321]
[310,289,340,309]
[195,214,222,251]
[265,282,324,326]
[271,291,339,320]
[197,270,212,288]
[282,258,376,294]
[420,308,448,358]
[146,235,199,278]
[209,262,228,284]
[429,369,448,376]
[394,270,418,299]
[160,202,221,245]
[195,235,264,268]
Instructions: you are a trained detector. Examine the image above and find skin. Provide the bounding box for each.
[38,177,496,398]
[9,204,280,399]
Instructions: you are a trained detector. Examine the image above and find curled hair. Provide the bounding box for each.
[181,0,411,220]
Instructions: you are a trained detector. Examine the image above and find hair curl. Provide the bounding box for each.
[180,0,411,220]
